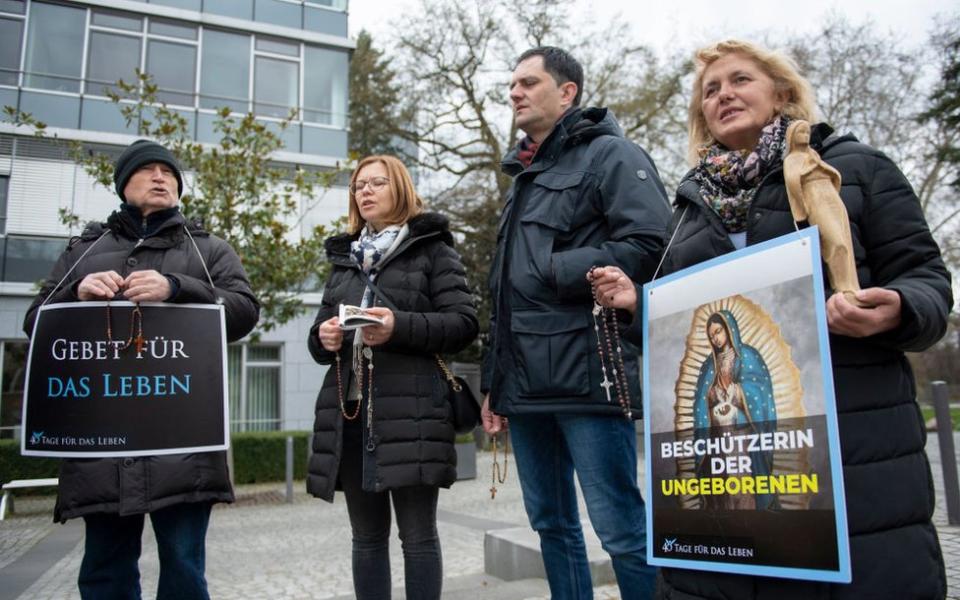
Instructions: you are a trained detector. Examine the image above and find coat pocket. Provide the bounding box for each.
[512,309,591,398]
[521,171,585,232]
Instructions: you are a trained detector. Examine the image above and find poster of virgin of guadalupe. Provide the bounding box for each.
[642,227,851,582]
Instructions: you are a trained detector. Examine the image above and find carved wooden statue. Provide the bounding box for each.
[784,120,865,306]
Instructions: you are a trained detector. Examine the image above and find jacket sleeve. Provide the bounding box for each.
[550,138,672,302]
[167,236,260,343]
[381,242,479,355]
[23,241,84,336]
[853,150,953,352]
[307,275,342,365]
[620,285,645,346]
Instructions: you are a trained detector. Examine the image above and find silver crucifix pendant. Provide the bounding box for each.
[600,377,613,402]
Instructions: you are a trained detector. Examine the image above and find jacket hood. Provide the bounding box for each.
[502,107,623,174]
[324,211,454,261]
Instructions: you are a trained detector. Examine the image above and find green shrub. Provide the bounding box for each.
[920,407,960,431]
[231,430,311,484]
[0,439,60,492]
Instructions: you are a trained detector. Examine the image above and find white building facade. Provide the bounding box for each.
[0,0,352,437]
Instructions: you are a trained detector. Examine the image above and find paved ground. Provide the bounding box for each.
[1,433,958,599]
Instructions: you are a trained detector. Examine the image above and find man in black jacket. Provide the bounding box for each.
[481,47,671,599]
[24,139,259,600]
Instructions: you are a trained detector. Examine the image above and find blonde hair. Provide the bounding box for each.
[687,40,819,165]
[347,155,424,234]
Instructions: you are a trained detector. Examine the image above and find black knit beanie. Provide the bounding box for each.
[113,139,184,202]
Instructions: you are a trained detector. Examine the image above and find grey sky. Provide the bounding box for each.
[349,0,953,50]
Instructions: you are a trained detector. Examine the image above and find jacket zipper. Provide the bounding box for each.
[744,166,784,247]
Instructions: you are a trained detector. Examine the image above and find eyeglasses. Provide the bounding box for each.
[350,176,390,194]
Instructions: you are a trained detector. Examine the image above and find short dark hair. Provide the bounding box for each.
[516,46,583,106]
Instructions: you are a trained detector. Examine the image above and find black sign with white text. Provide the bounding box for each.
[22,302,228,457]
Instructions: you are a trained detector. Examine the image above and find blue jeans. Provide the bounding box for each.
[509,413,654,600]
[79,502,212,600]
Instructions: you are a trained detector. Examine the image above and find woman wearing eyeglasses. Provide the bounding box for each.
[306,155,478,599]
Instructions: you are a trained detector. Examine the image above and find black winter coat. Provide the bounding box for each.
[483,107,672,417]
[657,125,952,600]
[24,206,260,522]
[306,212,478,502]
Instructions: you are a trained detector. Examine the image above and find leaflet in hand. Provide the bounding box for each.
[338,304,385,330]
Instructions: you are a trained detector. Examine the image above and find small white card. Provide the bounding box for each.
[338,304,385,330]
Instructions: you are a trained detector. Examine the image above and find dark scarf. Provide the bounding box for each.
[693,116,791,233]
[117,203,182,237]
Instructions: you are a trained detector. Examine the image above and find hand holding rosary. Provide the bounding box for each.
[587,266,633,419]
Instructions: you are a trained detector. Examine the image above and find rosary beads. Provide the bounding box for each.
[587,267,633,419]
[105,302,145,354]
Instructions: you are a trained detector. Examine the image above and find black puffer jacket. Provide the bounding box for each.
[306,212,478,502]
[24,206,260,522]
[483,107,671,417]
[657,124,952,600]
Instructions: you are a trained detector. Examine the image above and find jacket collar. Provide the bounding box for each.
[324,211,454,266]
[501,106,621,177]
[78,206,207,245]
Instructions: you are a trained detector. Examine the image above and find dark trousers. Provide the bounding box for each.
[340,417,443,600]
[79,502,212,600]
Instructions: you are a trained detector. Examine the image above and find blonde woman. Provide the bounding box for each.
[595,40,951,599]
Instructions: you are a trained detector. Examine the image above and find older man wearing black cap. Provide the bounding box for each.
[24,139,260,599]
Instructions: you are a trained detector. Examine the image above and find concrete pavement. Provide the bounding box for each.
[1,433,958,599]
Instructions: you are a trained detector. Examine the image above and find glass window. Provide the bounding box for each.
[254,0,301,29]
[0,0,25,15]
[246,366,280,431]
[200,30,250,113]
[204,0,253,20]
[2,236,67,283]
[23,2,86,92]
[86,32,142,96]
[303,6,347,36]
[148,17,198,41]
[255,35,299,57]
[0,17,22,86]
[91,9,143,32]
[307,0,347,8]
[254,56,298,118]
[228,344,281,432]
[146,40,197,106]
[148,0,201,10]
[247,346,280,361]
[228,345,242,432]
[304,46,347,126]
[0,341,27,440]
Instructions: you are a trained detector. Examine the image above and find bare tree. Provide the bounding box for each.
[785,15,959,254]
[387,0,689,358]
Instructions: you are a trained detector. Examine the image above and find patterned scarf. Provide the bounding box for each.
[693,116,791,233]
[350,224,405,307]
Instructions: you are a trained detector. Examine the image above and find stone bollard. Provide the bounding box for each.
[931,381,960,525]
[285,436,294,504]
